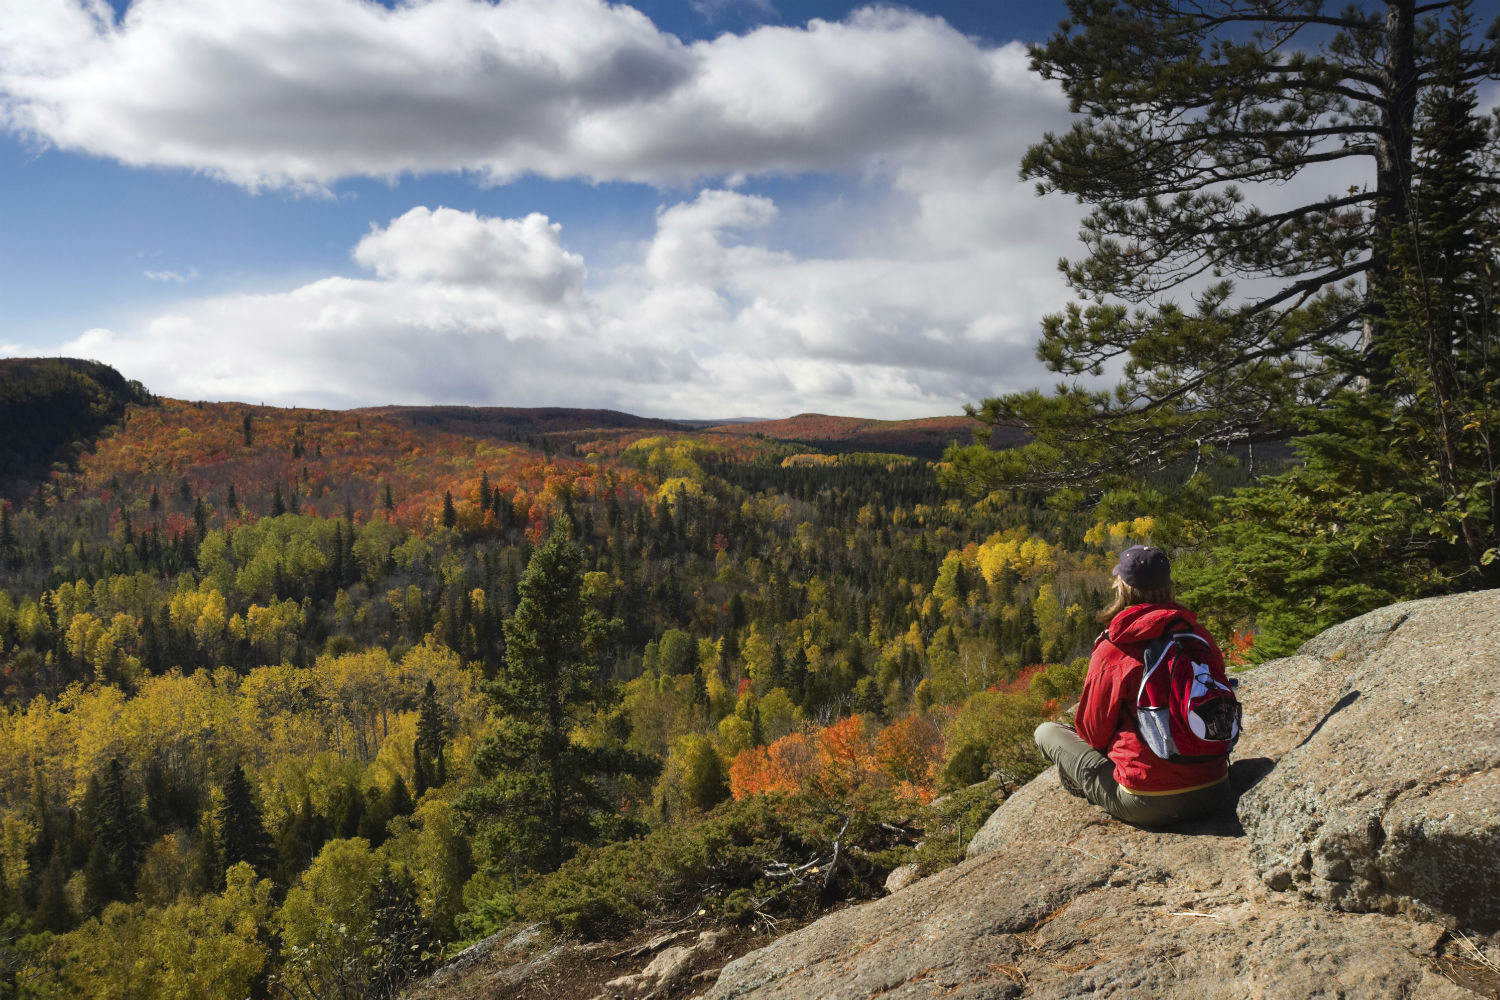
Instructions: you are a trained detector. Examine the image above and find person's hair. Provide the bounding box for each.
[1098,573,1176,623]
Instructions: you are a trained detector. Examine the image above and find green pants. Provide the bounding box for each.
[1033,722,1230,826]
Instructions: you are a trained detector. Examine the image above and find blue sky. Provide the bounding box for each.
[0,0,1081,418]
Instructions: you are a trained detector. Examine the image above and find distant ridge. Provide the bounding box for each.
[350,407,1007,460]
[357,404,710,438]
[706,412,1023,460]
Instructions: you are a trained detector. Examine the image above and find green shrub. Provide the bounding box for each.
[938,690,1050,792]
[1031,657,1088,704]
[511,792,904,939]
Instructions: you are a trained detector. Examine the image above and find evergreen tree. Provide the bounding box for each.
[379,777,415,824]
[441,490,457,530]
[188,809,222,894]
[332,519,347,587]
[358,787,396,848]
[271,484,287,518]
[217,764,274,880]
[82,759,143,910]
[948,0,1499,495]
[331,780,365,841]
[413,745,429,800]
[192,496,210,539]
[31,851,72,933]
[414,679,448,794]
[456,521,655,877]
[1373,14,1500,579]
[1185,15,1500,648]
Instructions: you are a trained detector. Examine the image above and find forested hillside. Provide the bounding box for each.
[0,387,1149,998]
[0,358,152,500]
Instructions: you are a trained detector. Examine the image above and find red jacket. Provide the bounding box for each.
[1075,603,1231,794]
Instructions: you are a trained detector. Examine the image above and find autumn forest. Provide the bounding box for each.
[0,360,1183,998]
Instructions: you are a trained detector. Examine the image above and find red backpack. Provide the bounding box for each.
[1134,622,1242,761]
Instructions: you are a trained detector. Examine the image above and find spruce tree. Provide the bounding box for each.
[1374,15,1500,580]
[414,679,448,794]
[188,809,222,894]
[81,759,143,910]
[31,852,71,933]
[413,745,429,800]
[455,521,655,876]
[217,764,274,879]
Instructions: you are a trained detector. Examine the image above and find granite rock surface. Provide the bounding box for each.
[688,591,1500,1000]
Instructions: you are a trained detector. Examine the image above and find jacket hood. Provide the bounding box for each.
[1107,603,1198,645]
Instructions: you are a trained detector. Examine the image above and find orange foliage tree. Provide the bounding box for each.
[873,713,943,802]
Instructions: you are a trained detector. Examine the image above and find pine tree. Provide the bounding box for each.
[380,777,415,824]
[441,490,457,530]
[271,484,287,518]
[1184,12,1500,648]
[413,745,430,800]
[331,780,365,840]
[455,521,655,876]
[948,0,1499,496]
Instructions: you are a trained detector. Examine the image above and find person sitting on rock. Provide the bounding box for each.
[1034,545,1233,825]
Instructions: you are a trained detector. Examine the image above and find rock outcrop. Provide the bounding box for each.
[1237,591,1500,933]
[690,591,1500,999]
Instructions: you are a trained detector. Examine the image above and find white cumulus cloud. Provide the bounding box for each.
[62,191,1075,417]
[353,207,586,301]
[0,0,1049,191]
[9,2,1091,416]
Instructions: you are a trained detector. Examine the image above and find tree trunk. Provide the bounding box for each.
[1367,0,1420,389]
